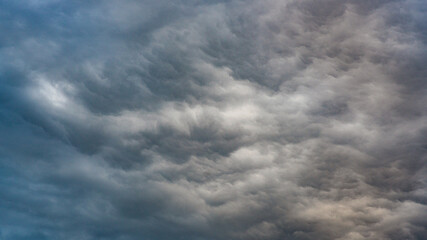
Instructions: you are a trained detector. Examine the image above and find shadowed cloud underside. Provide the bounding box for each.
[0,0,426,239]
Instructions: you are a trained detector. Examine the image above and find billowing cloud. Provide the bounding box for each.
[0,0,426,239]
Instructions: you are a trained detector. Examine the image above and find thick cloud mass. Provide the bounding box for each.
[1,0,427,239]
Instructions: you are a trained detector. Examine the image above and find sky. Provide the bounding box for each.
[0,0,426,239]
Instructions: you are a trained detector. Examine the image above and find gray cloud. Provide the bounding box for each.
[0,0,426,239]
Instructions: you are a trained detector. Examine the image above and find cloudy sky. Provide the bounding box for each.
[0,0,426,239]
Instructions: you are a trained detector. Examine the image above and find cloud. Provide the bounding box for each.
[0,0,426,239]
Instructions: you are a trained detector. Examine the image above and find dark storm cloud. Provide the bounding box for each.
[1,0,426,239]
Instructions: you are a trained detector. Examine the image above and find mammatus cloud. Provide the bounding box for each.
[0,0,426,239]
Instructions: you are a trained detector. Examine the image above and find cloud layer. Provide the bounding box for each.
[1,0,426,239]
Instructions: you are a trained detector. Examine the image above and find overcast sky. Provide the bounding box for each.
[0,0,426,239]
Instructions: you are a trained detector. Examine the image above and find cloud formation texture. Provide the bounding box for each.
[0,0,426,239]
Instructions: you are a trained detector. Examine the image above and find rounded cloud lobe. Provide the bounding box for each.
[0,0,426,239]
